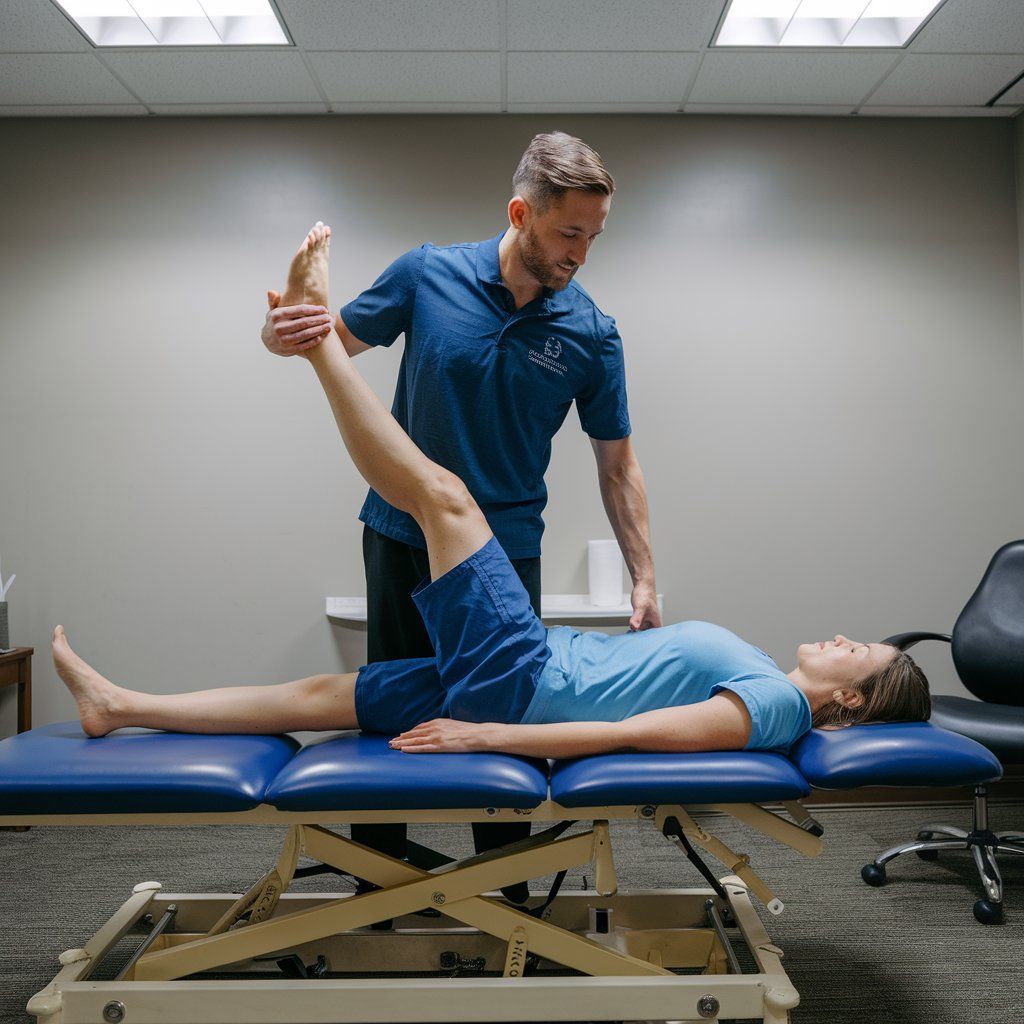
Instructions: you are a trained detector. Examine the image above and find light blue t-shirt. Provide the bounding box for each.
[519,621,812,752]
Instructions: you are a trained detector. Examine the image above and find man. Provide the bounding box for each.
[262,132,659,897]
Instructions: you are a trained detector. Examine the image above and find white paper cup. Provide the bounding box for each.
[588,540,624,608]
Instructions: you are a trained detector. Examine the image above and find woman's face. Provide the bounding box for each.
[796,634,896,686]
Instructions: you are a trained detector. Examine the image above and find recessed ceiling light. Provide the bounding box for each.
[54,0,290,46]
[715,0,946,47]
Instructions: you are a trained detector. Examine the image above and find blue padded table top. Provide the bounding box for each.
[550,750,810,807]
[266,733,549,810]
[791,722,1002,789]
[0,722,300,814]
[0,721,1004,818]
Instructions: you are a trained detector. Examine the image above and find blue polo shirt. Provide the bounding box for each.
[339,232,631,558]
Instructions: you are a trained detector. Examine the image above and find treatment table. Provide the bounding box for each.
[0,721,1000,1024]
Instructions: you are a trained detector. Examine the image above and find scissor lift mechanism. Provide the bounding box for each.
[19,799,823,1024]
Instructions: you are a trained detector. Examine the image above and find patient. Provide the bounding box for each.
[52,223,930,759]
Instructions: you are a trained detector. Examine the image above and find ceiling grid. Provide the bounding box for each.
[0,0,1019,118]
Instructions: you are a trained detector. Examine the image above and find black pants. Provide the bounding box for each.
[354,525,538,901]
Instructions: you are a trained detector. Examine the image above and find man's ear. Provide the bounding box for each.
[507,196,529,230]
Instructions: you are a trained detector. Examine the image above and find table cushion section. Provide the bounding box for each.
[0,723,300,814]
[549,750,810,807]
[790,722,1002,789]
[267,732,549,811]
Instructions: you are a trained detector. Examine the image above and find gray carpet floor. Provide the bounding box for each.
[1,803,1022,1023]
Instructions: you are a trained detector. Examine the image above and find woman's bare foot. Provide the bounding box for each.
[52,626,124,737]
[282,221,330,310]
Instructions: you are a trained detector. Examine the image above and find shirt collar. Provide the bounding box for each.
[476,229,559,309]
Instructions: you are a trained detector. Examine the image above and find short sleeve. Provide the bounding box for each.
[713,676,812,752]
[339,245,428,348]
[576,313,631,440]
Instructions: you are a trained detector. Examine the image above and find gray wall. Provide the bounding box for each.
[1018,113,1024,354]
[1,114,1022,730]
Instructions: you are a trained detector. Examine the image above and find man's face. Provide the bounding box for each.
[516,190,610,291]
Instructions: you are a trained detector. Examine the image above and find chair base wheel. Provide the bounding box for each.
[973,899,1003,925]
[861,863,886,887]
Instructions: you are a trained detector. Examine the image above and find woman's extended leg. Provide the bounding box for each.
[52,626,358,738]
[283,223,491,581]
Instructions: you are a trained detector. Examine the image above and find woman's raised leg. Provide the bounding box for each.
[283,223,492,580]
[52,626,358,737]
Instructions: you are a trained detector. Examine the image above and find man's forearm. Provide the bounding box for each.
[484,720,631,759]
[599,455,655,586]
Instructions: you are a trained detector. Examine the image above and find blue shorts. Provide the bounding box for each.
[355,536,551,734]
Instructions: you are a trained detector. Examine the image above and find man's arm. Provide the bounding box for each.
[388,693,752,758]
[591,436,661,630]
[262,291,372,358]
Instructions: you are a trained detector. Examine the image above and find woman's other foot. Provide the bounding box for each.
[51,625,123,737]
[282,221,331,309]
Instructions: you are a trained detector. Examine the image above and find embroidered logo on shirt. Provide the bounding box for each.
[529,337,567,376]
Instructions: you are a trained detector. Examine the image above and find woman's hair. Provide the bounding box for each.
[812,645,931,729]
[512,132,615,212]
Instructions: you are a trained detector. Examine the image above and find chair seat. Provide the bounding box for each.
[929,695,1024,763]
[266,732,550,811]
[549,751,810,807]
[0,723,300,814]
[791,722,1002,790]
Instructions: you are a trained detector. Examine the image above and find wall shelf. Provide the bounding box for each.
[326,594,663,626]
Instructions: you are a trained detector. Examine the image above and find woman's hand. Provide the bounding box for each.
[389,719,499,754]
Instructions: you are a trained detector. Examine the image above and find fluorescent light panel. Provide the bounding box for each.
[55,0,289,46]
[717,0,945,47]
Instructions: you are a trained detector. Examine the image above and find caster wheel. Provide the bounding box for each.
[916,849,939,861]
[861,863,886,887]
[973,899,1003,925]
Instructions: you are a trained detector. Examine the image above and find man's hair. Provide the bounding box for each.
[512,132,615,212]
[812,645,931,729]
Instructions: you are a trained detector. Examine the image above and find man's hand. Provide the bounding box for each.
[629,579,661,631]
[262,289,333,357]
[388,719,498,754]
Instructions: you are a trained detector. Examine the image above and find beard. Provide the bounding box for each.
[518,223,574,291]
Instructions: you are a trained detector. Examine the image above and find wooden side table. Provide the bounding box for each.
[0,646,32,735]
[0,647,33,832]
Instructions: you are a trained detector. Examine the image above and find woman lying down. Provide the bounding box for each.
[53,223,931,759]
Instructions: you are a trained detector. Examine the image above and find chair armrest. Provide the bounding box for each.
[881,631,951,651]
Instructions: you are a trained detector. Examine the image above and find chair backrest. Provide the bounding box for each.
[951,540,1024,707]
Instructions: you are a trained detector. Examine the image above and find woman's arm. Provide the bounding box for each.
[388,692,753,758]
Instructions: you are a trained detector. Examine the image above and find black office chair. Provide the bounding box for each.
[860,539,1024,924]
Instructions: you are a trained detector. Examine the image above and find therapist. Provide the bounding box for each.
[261,131,660,896]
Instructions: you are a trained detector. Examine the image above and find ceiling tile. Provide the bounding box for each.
[0,104,147,116]
[996,77,1024,105]
[508,52,699,104]
[911,0,1024,55]
[310,51,500,103]
[507,0,721,51]
[149,103,330,115]
[858,104,1016,116]
[684,103,855,115]
[278,0,500,50]
[867,54,1023,105]
[101,51,321,104]
[0,0,90,51]
[507,102,682,113]
[330,101,503,113]
[0,53,135,104]
[689,51,897,106]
